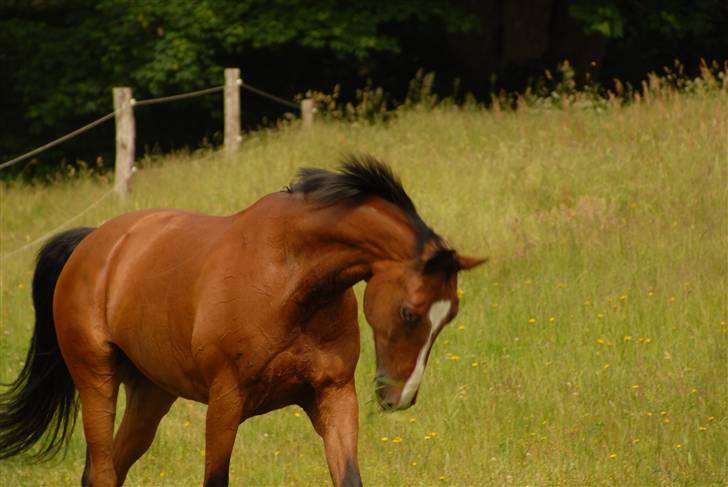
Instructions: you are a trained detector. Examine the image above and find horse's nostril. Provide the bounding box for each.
[378,397,395,410]
[374,385,395,410]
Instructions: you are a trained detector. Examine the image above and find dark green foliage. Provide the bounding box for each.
[570,0,726,39]
[1,0,725,175]
[0,0,474,171]
[1,0,473,130]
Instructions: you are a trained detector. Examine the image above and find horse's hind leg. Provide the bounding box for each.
[112,372,176,485]
[70,345,121,487]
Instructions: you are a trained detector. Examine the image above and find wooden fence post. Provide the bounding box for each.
[224,68,241,154]
[301,98,314,127]
[113,87,135,199]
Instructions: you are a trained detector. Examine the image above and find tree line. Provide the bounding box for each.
[1,0,726,176]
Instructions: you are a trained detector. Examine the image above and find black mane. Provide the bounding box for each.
[287,154,439,252]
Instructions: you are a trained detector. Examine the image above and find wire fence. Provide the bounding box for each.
[132,84,224,107]
[1,77,301,171]
[240,81,300,110]
[0,112,116,171]
[1,73,302,258]
[1,188,115,261]
[1,149,224,259]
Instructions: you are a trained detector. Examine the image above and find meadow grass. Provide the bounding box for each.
[1,87,726,486]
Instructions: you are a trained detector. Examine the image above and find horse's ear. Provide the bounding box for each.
[457,254,487,271]
[423,249,458,275]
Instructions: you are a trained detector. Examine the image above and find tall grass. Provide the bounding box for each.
[1,71,726,485]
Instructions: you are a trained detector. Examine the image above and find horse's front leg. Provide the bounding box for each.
[203,371,244,487]
[306,382,362,487]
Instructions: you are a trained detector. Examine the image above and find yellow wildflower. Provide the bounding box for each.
[457,288,464,299]
[381,436,389,442]
[528,318,537,324]
[623,335,632,342]
[608,453,617,459]
[392,436,402,444]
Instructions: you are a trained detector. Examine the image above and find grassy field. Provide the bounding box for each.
[1,84,726,485]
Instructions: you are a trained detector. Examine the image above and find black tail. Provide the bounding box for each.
[0,227,94,460]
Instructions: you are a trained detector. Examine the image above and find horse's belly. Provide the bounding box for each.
[114,328,207,402]
[107,275,208,402]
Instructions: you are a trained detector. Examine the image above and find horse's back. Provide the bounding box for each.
[54,207,240,399]
[53,195,299,400]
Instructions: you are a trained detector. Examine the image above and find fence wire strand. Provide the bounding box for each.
[0,112,116,171]
[133,85,224,107]
[241,82,300,110]
[1,188,114,260]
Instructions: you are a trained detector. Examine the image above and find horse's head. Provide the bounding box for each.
[289,154,485,410]
[364,246,485,411]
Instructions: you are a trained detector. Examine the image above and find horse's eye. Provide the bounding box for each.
[400,306,420,325]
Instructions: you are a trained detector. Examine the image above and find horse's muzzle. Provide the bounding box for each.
[374,373,415,411]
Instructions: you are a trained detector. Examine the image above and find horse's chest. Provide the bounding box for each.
[244,348,316,413]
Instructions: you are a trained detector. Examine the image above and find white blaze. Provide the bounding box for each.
[398,299,451,408]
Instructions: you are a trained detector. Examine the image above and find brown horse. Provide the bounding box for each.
[0,155,484,486]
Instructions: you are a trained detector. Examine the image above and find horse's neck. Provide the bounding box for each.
[283,199,415,307]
